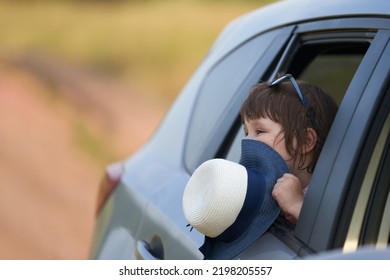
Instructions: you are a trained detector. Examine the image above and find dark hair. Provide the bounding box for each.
[240,79,338,173]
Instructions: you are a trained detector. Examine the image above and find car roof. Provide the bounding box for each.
[210,0,390,57]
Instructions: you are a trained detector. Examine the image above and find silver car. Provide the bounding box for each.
[89,0,390,260]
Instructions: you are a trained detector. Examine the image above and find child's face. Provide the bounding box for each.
[243,117,293,168]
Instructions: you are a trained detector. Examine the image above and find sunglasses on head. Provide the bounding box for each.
[269,74,316,127]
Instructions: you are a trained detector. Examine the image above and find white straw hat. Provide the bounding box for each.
[182,139,289,259]
[183,159,248,238]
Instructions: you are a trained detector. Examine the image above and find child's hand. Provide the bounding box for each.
[272,173,304,223]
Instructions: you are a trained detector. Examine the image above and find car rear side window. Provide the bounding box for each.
[185,28,294,173]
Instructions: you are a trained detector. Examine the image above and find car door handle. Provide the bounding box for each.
[135,235,164,260]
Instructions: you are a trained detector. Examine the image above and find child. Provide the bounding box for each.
[183,74,338,259]
[240,74,338,224]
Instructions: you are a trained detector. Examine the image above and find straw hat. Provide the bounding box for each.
[183,139,289,259]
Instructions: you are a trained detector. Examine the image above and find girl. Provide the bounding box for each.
[240,74,338,224]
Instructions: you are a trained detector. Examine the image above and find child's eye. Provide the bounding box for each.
[256,130,264,135]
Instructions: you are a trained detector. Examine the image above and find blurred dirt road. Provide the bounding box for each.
[0,56,165,259]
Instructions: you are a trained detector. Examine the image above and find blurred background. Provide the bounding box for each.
[0,0,273,259]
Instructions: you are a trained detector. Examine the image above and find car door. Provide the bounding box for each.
[222,17,390,259]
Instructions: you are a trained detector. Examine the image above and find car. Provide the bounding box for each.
[89,0,390,260]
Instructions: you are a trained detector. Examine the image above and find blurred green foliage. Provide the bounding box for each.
[0,0,276,105]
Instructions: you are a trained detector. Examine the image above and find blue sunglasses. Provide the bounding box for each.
[269,74,316,127]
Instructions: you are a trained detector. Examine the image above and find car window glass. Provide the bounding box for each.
[185,29,292,172]
[299,53,365,105]
[291,42,370,105]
